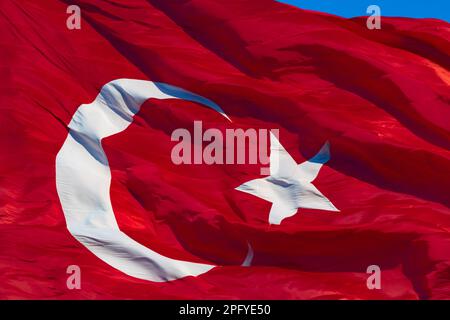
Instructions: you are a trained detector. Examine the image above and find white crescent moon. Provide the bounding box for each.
[56,78,246,282]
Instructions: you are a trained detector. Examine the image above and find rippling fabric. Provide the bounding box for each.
[0,0,449,299]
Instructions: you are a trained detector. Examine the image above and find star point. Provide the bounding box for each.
[236,134,339,225]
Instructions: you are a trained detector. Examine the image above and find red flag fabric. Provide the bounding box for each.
[0,0,449,299]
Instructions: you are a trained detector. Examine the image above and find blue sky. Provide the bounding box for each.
[278,0,450,22]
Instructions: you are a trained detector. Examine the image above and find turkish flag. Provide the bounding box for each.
[0,0,449,300]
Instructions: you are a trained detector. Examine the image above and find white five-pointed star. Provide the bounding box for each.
[236,133,339,225]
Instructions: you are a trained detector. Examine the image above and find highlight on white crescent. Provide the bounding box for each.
[55,78,251,282]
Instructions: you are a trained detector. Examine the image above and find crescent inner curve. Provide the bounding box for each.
[55,78,233,282]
